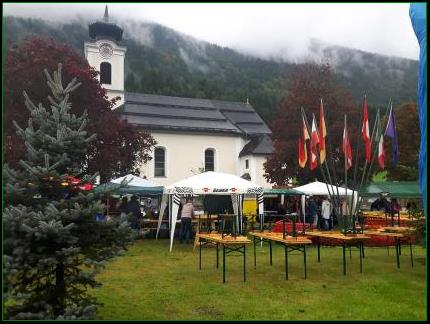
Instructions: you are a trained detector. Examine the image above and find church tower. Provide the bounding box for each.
[84,6,127,108]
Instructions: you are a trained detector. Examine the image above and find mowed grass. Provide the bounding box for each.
[90,239,426,320]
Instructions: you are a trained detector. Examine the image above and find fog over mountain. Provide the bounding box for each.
[3,3,419,61]
[4,14,418,122]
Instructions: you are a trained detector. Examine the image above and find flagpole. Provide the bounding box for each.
[344,114,348,234]
[301,108,337,211]
[301,108,339,231]
[317,99,338,212]
[323,106,344,230]
[352,107,380,218]
[349,95,365,233]
[354,101,392,217]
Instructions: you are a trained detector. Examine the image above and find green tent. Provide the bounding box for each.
[93,182,163,195]
[93,174,163,195]
[363,181,422,198]
[264,188,304,196]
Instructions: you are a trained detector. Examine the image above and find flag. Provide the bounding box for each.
[310,114,319,170]
[310,138,318,170]
[342,119,352,170]
[302,115,310,141]
[376,111,385,169]
[361,95,371,162]
[311,114,320,146]
[298,137,307,168]
[385,103,398,165]
[319,99,327,163]
[298,115,310,168]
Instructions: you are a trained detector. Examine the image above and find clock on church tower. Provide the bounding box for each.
[99,43,113,59]
[84,5,127,109]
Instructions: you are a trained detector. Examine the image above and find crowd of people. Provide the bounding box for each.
[274,196,336,231]
[370,197,405,214]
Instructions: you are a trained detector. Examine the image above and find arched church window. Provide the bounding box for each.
[154,147,166,177]
[100,62,112,85]
[205,149,215,171]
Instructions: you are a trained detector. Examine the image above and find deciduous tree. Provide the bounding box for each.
[384,102,419,181]
[4,37,156,181]
[264,63,359,185]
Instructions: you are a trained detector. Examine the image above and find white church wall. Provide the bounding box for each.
[238,154,272,189]
[139,131,243,186]
[253,155,272,189]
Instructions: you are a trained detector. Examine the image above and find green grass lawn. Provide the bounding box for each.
[90,239,426,320]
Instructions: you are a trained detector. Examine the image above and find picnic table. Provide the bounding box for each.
[305,231,371,275]
[363,227,416,268]
[197,233,251,283]
[248,231,312,280]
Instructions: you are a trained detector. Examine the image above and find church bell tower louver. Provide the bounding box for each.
[84,5,127,109]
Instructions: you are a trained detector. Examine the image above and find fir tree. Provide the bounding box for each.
[4,64,134,319]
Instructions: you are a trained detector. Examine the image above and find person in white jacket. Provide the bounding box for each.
[321,198,332,231]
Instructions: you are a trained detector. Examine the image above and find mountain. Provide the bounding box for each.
[4,16,418,122]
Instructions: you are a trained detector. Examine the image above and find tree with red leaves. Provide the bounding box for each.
[384,102,420,181]
[264,63,359,186]
[4,37,156,181]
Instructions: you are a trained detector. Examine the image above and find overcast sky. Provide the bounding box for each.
[3,3,420,60]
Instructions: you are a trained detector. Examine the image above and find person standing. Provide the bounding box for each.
[321,198,332,231]
[309,197,318,228]
[180,198,195,244]
[126,195,142,230]
[116,196,128,217]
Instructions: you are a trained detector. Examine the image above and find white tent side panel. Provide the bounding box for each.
[156,193,168,239]
[169,194,181,252]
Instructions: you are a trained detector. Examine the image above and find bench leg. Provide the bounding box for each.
[285,244,288,280]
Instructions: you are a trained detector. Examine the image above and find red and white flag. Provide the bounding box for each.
[311,114,320,146]
[310,139,318,170]
[342,120,352,170]
[310,114,319,170]
[361,95,371,162]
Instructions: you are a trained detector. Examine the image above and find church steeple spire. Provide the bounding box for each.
[88,5,123,42]
[104,5,109,22]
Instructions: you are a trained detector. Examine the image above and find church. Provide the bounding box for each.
[84,8,274,188]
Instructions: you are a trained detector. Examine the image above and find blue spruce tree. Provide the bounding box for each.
[4,64,133,319]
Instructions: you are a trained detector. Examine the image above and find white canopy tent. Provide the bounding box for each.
[294,181,359,223]
[293,180,354,196]
[156,171,264,252]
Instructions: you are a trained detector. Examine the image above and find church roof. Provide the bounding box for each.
[118,92,272,137]
[239,134,274,157]
[89,6,123,42]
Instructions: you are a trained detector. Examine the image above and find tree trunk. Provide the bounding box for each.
[54,262,65,317]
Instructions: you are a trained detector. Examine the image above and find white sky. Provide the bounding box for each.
[3,3,420,60]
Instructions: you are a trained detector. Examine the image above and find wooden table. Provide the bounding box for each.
[364,228,415,268]
[305,231,371,275]
[197,233,251,283]
[248,231,312,280]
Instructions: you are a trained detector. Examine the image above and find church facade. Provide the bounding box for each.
[84,9,274,188]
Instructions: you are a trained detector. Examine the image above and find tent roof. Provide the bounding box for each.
[363,181,422,198]
[293,181,354,196]
[264,188,304,195]
[111,174,159,187]
[165,171,263,195]
[94,174,163,194]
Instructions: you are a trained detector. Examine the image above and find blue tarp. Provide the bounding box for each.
[410,3,427,217]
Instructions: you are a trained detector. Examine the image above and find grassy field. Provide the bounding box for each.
[90,239,426,320]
